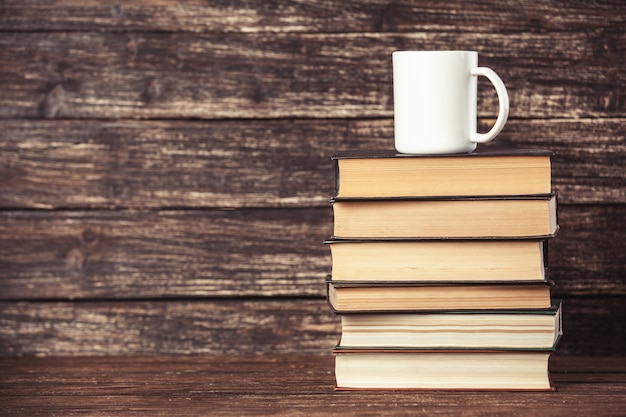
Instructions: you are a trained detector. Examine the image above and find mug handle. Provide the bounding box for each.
[469,67,509,143]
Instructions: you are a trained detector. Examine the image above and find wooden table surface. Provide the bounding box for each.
[1,355,624,416]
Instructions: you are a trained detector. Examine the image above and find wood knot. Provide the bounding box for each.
[65,248,85,271]
[143,79,164,104]
[66,229,107,271]
[41,84,67,118]
[110,4,124,18]
[81,229,100,246]
[109,180,127,199]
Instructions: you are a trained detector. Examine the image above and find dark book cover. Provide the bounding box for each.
[331,148,554,160]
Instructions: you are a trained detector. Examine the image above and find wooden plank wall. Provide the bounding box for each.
[0,1,624,357]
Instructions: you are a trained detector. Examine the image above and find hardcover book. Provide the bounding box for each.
[326,238,548,282]
[335,301,562,350]
[332,149,553,199]
[334,349,557,390]
[327,280,553,312]
[331,194,558,239]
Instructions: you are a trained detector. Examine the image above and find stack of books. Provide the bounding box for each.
[326,149,562,390]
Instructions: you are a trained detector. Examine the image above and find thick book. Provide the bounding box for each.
[326,238,548,282]
[334,349,556,390]
[327,280,552,312]
[331,194,558,239]
[332,149,553,199]
[335,301,562,350]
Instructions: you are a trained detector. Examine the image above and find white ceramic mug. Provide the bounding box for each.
[392,50,509,154]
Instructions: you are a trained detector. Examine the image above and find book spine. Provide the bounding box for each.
[332,157,340,198]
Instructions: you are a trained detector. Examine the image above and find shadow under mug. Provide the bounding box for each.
[392,50,509,154]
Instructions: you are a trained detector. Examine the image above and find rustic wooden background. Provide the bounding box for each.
[0,1,624,357]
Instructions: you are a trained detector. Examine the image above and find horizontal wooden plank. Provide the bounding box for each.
[557,296,626,357]
[1,355,622,397]
[549,205,626,295]
[1,0,624,33]
[1,356,624,417]
[0,31,624,119]
[0,299,340,357]
[0,119,340,209]
[0,206,624,300]
[1,119,624,209]
[0,297,624,357]
[0,209,332,299]
[2,355,624,396]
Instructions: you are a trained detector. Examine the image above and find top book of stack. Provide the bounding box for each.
[332,149,553,199]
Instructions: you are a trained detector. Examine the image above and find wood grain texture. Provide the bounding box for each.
[0,31,624,119]
[0,206,624,300]
[1,356,624,417]
[1,0,625,33]
[1,0,625,359]
[0,297,623,357]
[550,205,626,295]
[0,299,340,356]
[0,355,626,417]
[0,119,625,209]
[0,208,332,299]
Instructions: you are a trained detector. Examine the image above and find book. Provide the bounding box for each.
[332,149,553,199]
[326,238,547,282]
[327,280,552,312]
[327,148,561,391]
[331,194,558,239]
[335,301,562,350]
[334,349,556,390]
